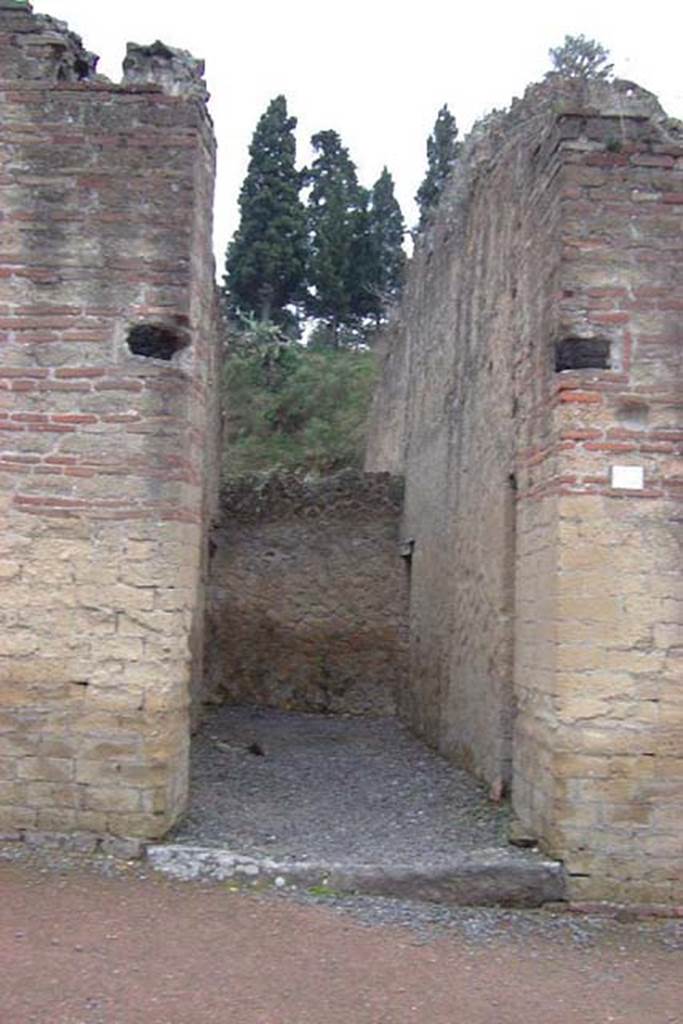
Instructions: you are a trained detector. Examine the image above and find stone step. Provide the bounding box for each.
[146,843,566,909]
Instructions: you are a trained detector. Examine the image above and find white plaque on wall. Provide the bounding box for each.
[611,465,644,490]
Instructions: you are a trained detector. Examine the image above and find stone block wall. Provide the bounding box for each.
[206,472,408,716]
[368,78,683,903]
[0,3,219,839]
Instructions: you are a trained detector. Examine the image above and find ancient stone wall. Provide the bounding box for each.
[207,472,408,715]
[368,78,683,904]
[0,2,219,840]
[514,86,683,905]
[367,84,563,787]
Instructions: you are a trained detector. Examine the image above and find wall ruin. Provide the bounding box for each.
[206,472,408,716]
[368,78,683,904]
[0,2,220,839]
[1,2,681,909]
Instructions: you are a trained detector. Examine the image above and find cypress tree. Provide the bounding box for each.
[367,167,405,319]
[415,104,460,228]
[224,96,307,331]
[304,130,368,343]
[348,188,377,323]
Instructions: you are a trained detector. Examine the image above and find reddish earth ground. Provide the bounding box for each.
[1,860,681,1024]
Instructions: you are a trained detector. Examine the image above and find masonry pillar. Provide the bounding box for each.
[0,3,219,839]
[512,87,683,903]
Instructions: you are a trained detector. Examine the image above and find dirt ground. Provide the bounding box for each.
[1,854,682,1024]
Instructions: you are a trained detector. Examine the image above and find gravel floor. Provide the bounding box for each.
[170,705,510,864]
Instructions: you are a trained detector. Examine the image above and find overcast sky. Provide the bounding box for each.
[34,0,683,274]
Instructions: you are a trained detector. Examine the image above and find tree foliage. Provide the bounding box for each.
[223,337,376,476]
[223,96,307,330]
[223,99,408,347]
[415,104,460,227]
[367,167,405,319]
[547,35,613,80]
[304,129,372,340]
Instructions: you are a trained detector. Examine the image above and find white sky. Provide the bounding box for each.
[33,0,683,275]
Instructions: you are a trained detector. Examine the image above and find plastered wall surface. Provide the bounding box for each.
[0,2,219,839]
[368,78,683,904]
[207,472,408,716]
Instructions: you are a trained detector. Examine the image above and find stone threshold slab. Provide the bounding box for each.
[146,843,567,909]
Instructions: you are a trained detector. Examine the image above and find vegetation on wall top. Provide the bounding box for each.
[222,322,376,478]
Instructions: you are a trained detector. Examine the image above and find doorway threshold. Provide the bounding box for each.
[149,706,565,908]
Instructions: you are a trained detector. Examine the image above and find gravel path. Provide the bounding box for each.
[170,706,510,864]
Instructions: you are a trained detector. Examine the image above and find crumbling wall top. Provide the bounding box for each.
[417,75,682,252]
[219,471,405,525]
[122,40,209,102]
[0,0,209,103]
[0,0,99,82]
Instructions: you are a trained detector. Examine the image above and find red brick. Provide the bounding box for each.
[54,368,105,378]
[36,382,91,393]
[585,152,630,167]
[0,368,49,378]
[560,429,602,441]
[584,442,637,453]
[94,381,144,393]
[589,312,630,326]
[51,414,98,425]
[559,392,603,404]
[60,332,108,343]
[630,154,675,168]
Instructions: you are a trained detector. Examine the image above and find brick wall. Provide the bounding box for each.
[0,3,219,839]
[368,78,683,903]
[207,472,408,716]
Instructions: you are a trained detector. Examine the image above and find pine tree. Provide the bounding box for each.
[224,96,307,331]
[415,104,460,228]
[547,35,613,80]
[367,167,405,319]
[304,130,369,343]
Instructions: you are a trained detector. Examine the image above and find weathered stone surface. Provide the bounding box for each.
[0,4,99,81]
[368,77,683,905]
[22,830,99,854]
[99,834,146,860]
[0,6,220,840]
[146,843,566,909]
[122,41,209,101]
[2,6,679,910]
[207,472,408,715]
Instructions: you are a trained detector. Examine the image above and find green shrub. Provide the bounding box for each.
[222,342,376,478]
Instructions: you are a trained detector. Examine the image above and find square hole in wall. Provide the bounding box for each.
[555,337,611,372]
[127,323,188,361]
